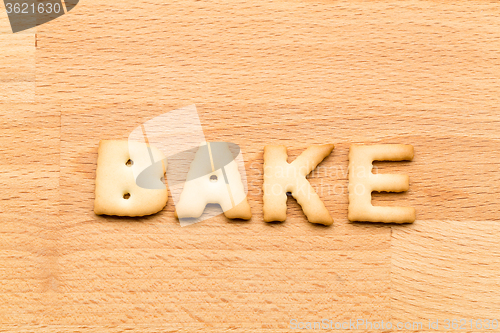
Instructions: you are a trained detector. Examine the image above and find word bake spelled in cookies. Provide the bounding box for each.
[94,141,415,224]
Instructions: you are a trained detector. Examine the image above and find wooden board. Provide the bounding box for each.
[1,0,500,331]
[0,3,34,103]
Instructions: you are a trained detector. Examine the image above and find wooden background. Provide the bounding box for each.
[1,0,500,331]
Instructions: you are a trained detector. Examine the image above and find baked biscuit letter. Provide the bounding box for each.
[348,144,415,223]
[94,140,168,217]
[175,142,252,220]
[263,145,334,225]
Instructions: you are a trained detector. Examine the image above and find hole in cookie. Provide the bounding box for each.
[210,175,218,182]
[123,193,131,199]
[286,192,292,196]
[126,159,133,167]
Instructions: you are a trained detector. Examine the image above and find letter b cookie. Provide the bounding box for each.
[94,140,168,217]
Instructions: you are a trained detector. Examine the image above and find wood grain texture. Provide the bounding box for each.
[0,2,35,103]
[1,0,500,331]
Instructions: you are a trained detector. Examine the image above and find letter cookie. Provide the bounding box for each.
[348,144,415,223]
[263,145,334,225]
[94,140,168,216]
[175,142,252,220]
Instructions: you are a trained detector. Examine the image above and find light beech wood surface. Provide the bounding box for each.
[1,0,500,331]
